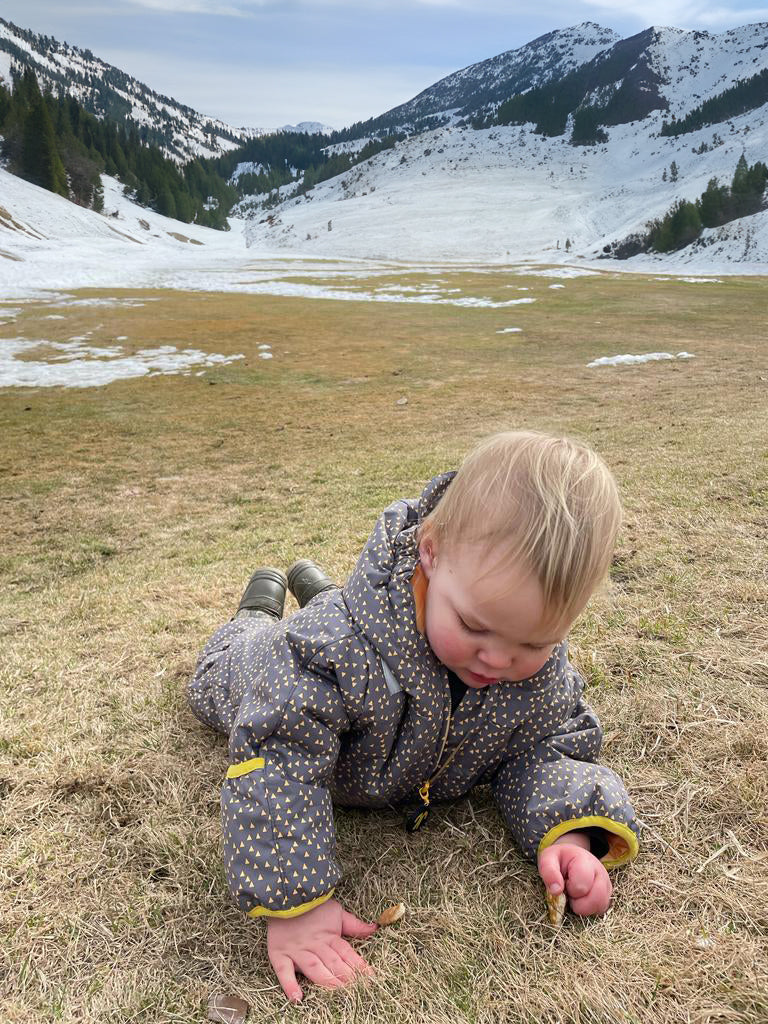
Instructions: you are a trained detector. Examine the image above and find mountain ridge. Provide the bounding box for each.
[0,17,263,162]
[242,21,768,267]
[1,17,767,270]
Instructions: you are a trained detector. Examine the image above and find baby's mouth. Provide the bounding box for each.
[468,671,499,685]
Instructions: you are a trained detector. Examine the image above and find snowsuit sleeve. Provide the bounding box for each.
[491,650,640,868]
[221,630,350,919]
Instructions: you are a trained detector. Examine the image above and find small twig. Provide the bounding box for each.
[648,879,688,897]
[679,718,740,732]
[635,819,687,862]
[725,829,768,862]
[695,841,732,874]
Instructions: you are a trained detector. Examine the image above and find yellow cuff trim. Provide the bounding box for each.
[538,816,639,869]
[247,889,335,919]
[226,757,265,779]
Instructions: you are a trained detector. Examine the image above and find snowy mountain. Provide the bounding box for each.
[279,121,335,135]
[0,17,263,162]
[243,21,768,268]
[1,17,767,276]
[346,23,621,135]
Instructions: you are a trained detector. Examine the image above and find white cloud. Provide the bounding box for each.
[124,0,250,12]
[582,0,768,29]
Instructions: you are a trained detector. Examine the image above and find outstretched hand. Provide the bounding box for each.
[267,898,377,1002]
[537,832,612,916]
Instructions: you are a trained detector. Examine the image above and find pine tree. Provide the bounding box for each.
[697,178,728,228]
[22,91,68,196]
[156,186,177,219]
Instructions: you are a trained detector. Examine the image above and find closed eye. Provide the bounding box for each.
[457,614,486,634]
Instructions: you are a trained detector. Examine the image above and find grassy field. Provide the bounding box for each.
[1,269,767,1024]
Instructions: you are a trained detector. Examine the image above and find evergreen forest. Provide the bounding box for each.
[200,129,405,205]
[606,155,768,257]
[0,64,408,227]
[661,69,768,137]
[0,68,236,228]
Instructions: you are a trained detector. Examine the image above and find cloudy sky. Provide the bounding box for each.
[4,1,768,130]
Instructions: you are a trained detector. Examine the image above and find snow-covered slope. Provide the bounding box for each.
[356,23,621,132]
[0,17,262,162]
[243,22,768,270]
[243,115,768,270]
[649,23,768,116]
[0,168,249,296]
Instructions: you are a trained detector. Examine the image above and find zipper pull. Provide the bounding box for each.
[404,780,431,833]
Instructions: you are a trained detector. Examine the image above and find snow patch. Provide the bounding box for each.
[587,351,695,367]
[517,268,599,278]
[0,337,245,389]
[228,279,538,307]
[677,277,723,284]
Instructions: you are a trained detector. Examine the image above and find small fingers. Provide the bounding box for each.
[293,951,345,990]
[537,847,565,894]
[270,953,303,1003]
[563,856,596,900]
[341,909,378,938]
[570,870,613,917]
[317,947,357,985]
[331,936,375,977]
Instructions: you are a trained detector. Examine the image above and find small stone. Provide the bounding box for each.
[545,890,567,927]
[208,993,249,1024]
[396,397,408,406]
[377,902,406,926]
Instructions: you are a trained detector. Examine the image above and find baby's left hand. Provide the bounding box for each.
[537,833,612,916]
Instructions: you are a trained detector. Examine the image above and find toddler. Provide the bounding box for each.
[188,430,639,1001]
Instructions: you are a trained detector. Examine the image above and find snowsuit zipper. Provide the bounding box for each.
[404,705,477,832]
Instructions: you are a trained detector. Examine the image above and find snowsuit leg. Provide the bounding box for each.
[187,613,276,736]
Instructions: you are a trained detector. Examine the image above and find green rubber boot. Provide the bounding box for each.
[236,567,287,619]
[287,559,339,608]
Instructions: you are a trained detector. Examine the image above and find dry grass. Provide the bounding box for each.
[1,270,766,1024]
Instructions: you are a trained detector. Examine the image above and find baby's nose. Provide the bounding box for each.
[479,647,514,670]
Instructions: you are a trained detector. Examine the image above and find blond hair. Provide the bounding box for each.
[419,431,622,625]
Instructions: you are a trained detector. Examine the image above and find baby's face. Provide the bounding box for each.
[418,537,569,688]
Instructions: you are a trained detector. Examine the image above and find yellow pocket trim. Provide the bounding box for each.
[226,757,265,779]
[247,889,335,919]
[538,815,639,869]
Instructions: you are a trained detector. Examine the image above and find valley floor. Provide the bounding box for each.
[1,274,766,1023]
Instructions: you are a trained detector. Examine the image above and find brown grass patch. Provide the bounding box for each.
[1,271,766,1023]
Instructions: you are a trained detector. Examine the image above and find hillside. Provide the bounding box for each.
[243,22,768,269]
[0,167,247,298]
[337,23,621,137]
[0,17,261,162]
[2,18,768,277]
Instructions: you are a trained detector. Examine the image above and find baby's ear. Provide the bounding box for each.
[419,534,438,577]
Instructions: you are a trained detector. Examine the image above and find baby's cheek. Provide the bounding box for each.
[431,625,469,666]
[518,650,554,679]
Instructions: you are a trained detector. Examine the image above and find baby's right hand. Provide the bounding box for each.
[266,898,377,1002]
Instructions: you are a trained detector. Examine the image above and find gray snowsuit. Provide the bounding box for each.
[188,472,639,920]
